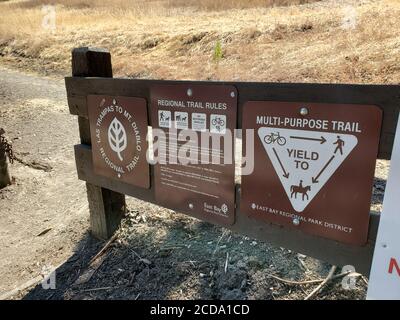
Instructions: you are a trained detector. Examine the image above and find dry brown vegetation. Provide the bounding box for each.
[6,0,320,10]
[0,0,399,83]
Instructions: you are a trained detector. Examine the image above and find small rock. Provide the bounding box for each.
[246,256,264,269]
[240,279,247,290]
[139,258,152,265]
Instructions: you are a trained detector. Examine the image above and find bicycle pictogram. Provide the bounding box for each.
[211,117,225,126]
[264,132,286,146]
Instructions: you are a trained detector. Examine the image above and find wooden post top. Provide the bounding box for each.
[72,47,112,78]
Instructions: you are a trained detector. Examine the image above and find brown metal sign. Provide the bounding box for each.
[87,95,150,188]
[241,101,382,245]
[151,84,237,226]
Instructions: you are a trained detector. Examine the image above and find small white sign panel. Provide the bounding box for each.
[174,111,188,129]
[258,127,358,212]
[210,114,227,134]
[367,116,400,300]
[158,110,171,128]
[192,113,207,132]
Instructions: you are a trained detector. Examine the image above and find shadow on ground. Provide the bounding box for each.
[21,206,368,300]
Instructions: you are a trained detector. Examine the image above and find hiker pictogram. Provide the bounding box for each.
[158,110,171,128]
[258,127,358,212]
[334,135,345,155]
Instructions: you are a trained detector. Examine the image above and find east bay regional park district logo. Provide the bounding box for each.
[258,127,358,213]
[94,98,143,180]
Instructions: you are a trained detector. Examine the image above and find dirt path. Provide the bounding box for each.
[0,66,89,296]
[0,66,380,300]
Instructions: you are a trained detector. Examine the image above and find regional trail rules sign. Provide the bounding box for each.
[241,101,382,245]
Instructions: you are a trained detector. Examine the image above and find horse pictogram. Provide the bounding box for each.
[176,115,187,122]
[290,180,311,201]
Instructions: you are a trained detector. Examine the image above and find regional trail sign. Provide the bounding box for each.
[87,95,150,188]
[151,84,237,226]
[241,101,382,245]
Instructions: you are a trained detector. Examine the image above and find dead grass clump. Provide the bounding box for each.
[141,38,161,50]
[182,32,208,45]
[242,28,263,40]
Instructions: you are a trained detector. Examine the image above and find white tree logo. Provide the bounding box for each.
[108,117,127,161]
[221,203,228,214]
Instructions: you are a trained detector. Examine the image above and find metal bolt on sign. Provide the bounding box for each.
[187,88,193,97]
[292,218,300,226]
[299,107,309,116]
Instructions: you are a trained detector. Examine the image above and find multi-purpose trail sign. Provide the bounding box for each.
[241,101,382,245]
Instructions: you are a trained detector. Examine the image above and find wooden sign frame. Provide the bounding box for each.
[66,47,400,275]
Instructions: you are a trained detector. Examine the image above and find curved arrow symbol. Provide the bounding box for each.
[312,155,335,183]
[290,135,326,144]
[273,147,289,178]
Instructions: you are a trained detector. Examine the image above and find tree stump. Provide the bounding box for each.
[0,129,11,189]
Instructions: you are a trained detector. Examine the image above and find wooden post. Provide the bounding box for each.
[71,47,126,240]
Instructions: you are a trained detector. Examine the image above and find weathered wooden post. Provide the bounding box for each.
[71,47,126,240]
[0,129,11,189]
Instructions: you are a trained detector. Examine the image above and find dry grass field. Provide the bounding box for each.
[0,0,399,83]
